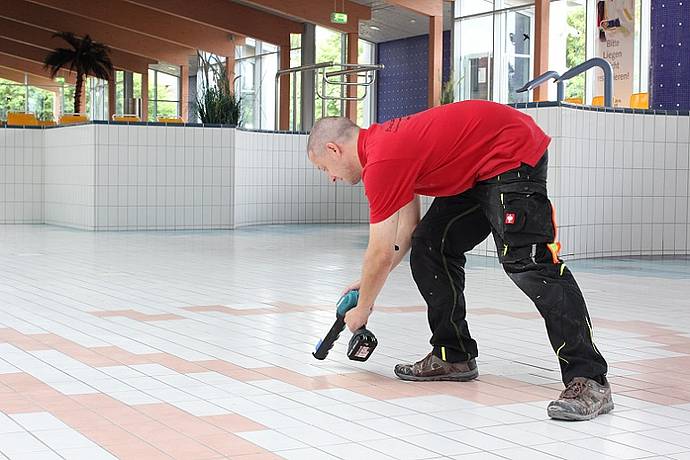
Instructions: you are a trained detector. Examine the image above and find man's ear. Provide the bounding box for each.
[325,142,341,158]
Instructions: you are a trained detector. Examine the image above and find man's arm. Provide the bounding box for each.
[344,196,420,331]
[390,195,421,270]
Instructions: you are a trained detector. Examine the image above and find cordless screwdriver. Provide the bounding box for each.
[312,289,378,362]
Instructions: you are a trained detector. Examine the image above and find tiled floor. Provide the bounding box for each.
[0,224,689,460]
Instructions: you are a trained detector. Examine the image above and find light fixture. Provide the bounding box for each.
[370,25,381,30]
[410,19,416,23]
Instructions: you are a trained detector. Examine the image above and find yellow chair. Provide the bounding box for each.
[591,96,604,107]
[630,92,649,109]
[156,116,184,124]
[59,113,89,125]
[112,114,141,123]
[7,112,39,126]
[564,97,583,105]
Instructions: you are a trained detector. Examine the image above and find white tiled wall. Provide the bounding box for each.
[553,108,690,258]
[233,130,368,228]
[44,125,95,229]
[92,125,233,230]
[0,128,44,224]
[2,108,689,259]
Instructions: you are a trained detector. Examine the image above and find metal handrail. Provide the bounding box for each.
[516,70,564,102]
[274,61,334,130]
[324,64,384,79]
[315,63,384,109]
[275,61,384,130]
[556,58,614,107]
[275,61,334,77]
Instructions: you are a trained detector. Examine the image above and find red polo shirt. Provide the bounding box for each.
[358,100,550,223]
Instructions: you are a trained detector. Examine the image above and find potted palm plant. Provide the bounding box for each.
[44,32,114,115]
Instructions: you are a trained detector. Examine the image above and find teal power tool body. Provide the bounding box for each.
[312,289,378,361]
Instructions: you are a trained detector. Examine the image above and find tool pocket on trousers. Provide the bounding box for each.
[499,182,554,247]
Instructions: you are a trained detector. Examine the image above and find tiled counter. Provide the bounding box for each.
[1,104,689,259]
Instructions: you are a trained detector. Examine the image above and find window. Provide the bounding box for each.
[455,2,536,104]
[148,65,180,121]
[456,14,495,101]
[87,78,108,120]
[234,39,281,130]
[550,0,587,101]
[357,39,376,127]
[314,26,345,119]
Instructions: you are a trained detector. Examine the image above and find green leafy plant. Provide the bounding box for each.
[195,52,241,126]
[43,32,113,114]
[441,72,463,105]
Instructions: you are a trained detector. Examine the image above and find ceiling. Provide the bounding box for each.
[234,0,453,44]
[351,1,454,43]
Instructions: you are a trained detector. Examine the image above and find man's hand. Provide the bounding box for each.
[345,305,371,332]
[341,280,361,296]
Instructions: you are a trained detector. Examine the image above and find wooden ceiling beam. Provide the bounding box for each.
[125,0,301,46]
[0,17,152,74]
[25,0,243,57]
[0,52,76,84]
[0,65,61,90]
[1,0,192,65]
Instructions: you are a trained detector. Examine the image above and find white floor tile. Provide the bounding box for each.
[366,438,440,460]
[237,429,308,451]
[403,433,479,456]
[0,432,49,454]
[440,429,518,451]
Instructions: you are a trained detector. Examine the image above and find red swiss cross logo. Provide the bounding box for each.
[504,212,516,225]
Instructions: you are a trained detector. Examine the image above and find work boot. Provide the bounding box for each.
[394,352,478,382]
[547,376,614,421]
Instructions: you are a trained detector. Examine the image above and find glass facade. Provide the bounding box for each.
[357,39,376,128]
[234,38,281,130]
[454,0,650,105]
[148,65,180,121]
[454,1,534,103]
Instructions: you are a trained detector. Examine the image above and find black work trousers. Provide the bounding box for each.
[409,152,608,384]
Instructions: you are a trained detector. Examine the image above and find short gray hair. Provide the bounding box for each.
[307,117,358,156]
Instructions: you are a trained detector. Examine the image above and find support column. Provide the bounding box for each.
[180,64,189,121]
[141,70,149,121]
[428,15,443,108]
[279,41,291,131]
[226,43,236,94]
[123,71,134,113]
[534,0,550,102]
[108,75,116,120]
[345,32,359,123]
[301,23,315,130]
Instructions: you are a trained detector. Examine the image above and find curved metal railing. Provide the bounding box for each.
[556,57,614,107]
[516,70,564,102]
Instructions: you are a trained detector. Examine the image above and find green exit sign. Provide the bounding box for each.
[330,12,348,24]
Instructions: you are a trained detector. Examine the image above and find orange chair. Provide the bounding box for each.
[156,116,184,124]
[7,112,39,126]
[59,113,89,124]
[564,97,583,105]
[37,120,56,127]
[112,114,141,122]
[630,92,648,109]
[591,96,604,106]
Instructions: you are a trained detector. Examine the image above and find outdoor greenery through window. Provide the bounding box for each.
[148,67,180,120]
[0,79,56,121]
